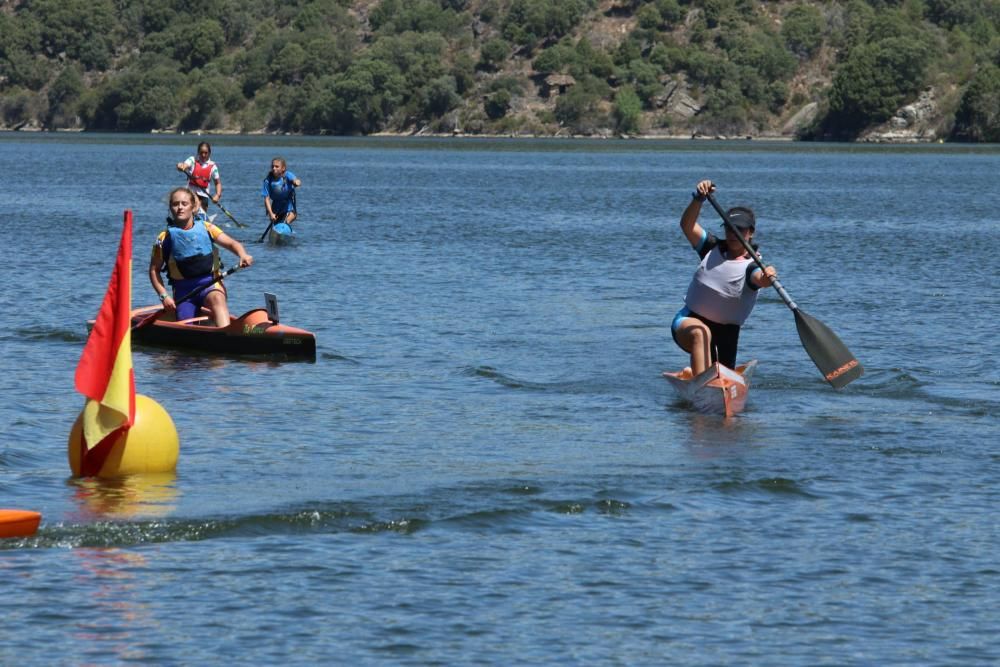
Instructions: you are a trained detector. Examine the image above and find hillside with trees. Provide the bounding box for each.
[2,0,999,141]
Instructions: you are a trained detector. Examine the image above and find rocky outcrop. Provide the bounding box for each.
[781,102,819,137]
[859,88,941,143]
[655,76,701,119]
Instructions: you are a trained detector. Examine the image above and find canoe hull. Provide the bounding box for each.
[0,509,41,539]
[662,360,757,417]
[268,221,295,245]
[127,306,316,360]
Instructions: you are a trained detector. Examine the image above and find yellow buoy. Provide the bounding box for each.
[68,394,179,478]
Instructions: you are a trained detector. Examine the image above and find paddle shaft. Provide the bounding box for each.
[191,187,247,229]
[705,193,798,311]
[174,264,241,304]
[259,218,276,243]
[133,265,242,330]
[703,192,863,388]
[214,201,246,229]
[260,188,295,242]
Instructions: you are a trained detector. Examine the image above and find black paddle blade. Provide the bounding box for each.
[792,309,863,389]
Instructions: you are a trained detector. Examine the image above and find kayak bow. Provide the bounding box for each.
[662,360,757,417]
[268,221,295,245]
[0,509,41,539]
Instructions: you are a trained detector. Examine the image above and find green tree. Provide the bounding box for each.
[187,20,226,70]
[782,5,825,58]
[1,88,41,127]
[926,0,995,28]
[1,50,51,90]
[554,75,608,132]
[636,5,662,31]
[951,64,1000,141]
[484,88,512,119]
[331,58,406,133]
[180,80,225,131]
[502,0,596,50]
[613,86,642,133]
[655,0,684,25]
[479,38,510,70]
[273,42,307,84]
[46,63,84,127]
[28,0,119,70]
[820,37,931,137]
[419,75,461,116]
[830,0,876,55]
[533,41,575,73]
[90,66,184,131]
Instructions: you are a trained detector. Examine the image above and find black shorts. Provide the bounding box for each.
[671,307,742,369]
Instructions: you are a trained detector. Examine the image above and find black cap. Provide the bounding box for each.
[724,207,756,230]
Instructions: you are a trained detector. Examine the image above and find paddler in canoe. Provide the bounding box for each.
[149,187,253,327]
[671,179,777,376]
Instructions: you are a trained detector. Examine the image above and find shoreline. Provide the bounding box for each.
[0,125,953,144]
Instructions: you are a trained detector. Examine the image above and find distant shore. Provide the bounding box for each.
[0,125,953,144]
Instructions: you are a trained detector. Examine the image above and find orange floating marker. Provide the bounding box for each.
[0,509,41,538]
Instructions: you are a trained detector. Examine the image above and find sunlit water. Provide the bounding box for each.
[2,133,998,665]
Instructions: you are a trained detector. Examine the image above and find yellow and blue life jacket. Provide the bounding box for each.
[161,219,220,284]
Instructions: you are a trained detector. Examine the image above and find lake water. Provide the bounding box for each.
[2,133,998,665]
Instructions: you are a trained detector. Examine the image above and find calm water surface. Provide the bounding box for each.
[1,133,998,665]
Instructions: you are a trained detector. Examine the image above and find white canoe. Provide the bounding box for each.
[662,360,757,417]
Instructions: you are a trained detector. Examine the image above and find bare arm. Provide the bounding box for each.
[216,232,254,268]
[680,180,714,248]
[212,174,223,202]
[751,265,778,289]
[148,251,175,309]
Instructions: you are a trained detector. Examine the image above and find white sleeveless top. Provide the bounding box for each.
[684,236,760,325]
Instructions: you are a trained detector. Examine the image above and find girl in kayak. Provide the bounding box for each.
[672,180,777,375]
[263,157,301,226]
[149,187,253,327]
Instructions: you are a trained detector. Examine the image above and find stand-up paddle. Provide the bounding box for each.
[259,218,276,243]
[211,201,247,229]
[706,193,863,389]
[192,188,247,229]
[133,265,244,331]
[260,186,297,243]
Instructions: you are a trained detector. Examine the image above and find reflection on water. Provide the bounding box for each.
[676,411,763,455]
[72,547,154,662]
[69,473,179,519]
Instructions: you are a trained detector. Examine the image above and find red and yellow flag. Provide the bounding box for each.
[74,210,135,475]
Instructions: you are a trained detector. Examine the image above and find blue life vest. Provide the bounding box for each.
[262,173,297,214]
[161,219,219,284]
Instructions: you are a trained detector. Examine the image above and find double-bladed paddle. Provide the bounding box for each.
[132,265,244,331]
[705,193,863,389]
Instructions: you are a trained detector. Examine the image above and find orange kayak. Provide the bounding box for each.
[0,509,41,538]
[91,304,317,360]
[662,360,757,418]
